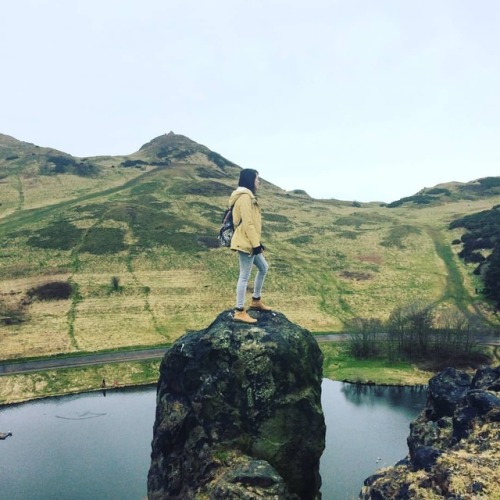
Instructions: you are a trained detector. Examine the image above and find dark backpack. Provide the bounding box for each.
[218,206,236,247]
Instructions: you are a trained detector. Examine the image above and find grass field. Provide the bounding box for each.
[1,168,499,362]
[1,138,499,402]
[0,360,160,404]
[320,343,433,385]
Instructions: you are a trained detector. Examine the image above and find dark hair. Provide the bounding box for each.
[238,168,259,194]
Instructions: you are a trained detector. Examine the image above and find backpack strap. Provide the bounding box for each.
[222,207,233,224]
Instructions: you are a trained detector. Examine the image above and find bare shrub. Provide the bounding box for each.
[434,308,472,353]
[387,300,434,359]
[0,296,27,325]
[347,317,383,359]
[387,302,484,366]
[27,281,73,301]
[111,276,121,293]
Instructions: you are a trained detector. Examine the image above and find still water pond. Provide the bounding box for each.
[0,381,426,500]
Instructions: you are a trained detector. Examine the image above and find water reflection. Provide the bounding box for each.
[321,380,427,499]
[341,383,427,410]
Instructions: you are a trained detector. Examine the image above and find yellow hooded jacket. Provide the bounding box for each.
[228,187,262,254]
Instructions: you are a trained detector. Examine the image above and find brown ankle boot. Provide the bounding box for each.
[233,308,257,324]
[249,297,272,311]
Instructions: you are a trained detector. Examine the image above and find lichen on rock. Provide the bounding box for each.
[360,366,500,499]
[148,310,326,499]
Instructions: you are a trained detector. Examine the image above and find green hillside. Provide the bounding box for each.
[387,178,500,207]
[1,132,499,365]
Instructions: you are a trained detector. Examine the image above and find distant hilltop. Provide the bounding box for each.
[1,131,499,204]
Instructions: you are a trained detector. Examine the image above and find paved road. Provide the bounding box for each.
[0,348,168,376]
[0,334,498,376]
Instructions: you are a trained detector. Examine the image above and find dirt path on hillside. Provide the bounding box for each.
[425,226,497,326]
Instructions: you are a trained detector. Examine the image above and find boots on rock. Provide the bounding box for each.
[249,297,272,311]
[233,308,257,324]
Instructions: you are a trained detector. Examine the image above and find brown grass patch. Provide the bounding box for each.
[1,300,75,359]
[355,254,383,265]
[339,271,373,281]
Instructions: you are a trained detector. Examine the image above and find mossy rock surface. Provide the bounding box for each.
[148,310,325,500]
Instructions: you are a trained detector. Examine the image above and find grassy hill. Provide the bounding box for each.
[1,132,499,365]
[386,177,500,207]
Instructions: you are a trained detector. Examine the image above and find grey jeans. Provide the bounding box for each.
[236,251,269,309]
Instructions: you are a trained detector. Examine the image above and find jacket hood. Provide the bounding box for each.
[228,187,254,207]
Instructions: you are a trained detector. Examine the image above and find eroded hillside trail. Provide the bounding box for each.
[0,166,159,231]
[13,174,24,211]
[425,226,493,324]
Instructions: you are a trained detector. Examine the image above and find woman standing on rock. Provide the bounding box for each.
[228,168,271,323]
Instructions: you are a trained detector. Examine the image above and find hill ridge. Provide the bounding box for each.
[2,131,499,204]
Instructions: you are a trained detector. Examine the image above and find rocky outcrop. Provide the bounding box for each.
[360,366,500,499]
[148,310,325,499]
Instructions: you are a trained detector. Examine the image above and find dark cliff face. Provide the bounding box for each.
[360,366,500,499]
[148,310,326,500]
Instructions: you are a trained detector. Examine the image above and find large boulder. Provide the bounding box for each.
[360,366,500,499]
[148,310,326,499]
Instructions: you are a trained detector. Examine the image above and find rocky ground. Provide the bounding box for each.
[360,366,500,499]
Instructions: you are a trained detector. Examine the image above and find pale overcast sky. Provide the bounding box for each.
[1,0,499,202]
